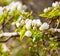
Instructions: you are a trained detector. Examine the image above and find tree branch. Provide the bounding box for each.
[4,16,14,26]
[0,32,20,37]
[0,28,60,43]
[0,32,20,43]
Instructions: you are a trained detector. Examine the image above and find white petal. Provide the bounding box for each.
[26,20,32,30]
[20,19,25,25]
[32,19,37,26]
[17,2,22,11]
[9,1,16,11]
[43,8,48,13]
[25,19,30,23]
[25,30,32,37]
[9,1,15,8]
[36,19,42,26]
[47,7,51,11]
[39,22,49,30]
[52,2,59,7]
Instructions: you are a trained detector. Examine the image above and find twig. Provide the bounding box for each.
[0,32,20,43]
[4,16,14,26]
[0,32,20,37]
[0,28,60,43]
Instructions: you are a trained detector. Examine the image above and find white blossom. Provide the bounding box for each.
[39,22,49,30]
[43,8,48,13]
[8,1,22,13]
[6,1,26,14]
[2,44,9,52]
[16,2,22,11]
[8,1,16,14]
[52,1,59,7]
[22,5,27,10]
[20,19,25,25]
[25,30,32,37]
[47,7,51,11]
[36,19,42,26]
[0,7,3,16]
[9,1,16,10]
[25,19,30,23]
[26,20,32,30]
[32,19,37,26]
[32,19,42,26]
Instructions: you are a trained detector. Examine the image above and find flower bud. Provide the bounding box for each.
[39,22,49,30]
[25,30,32,37]
[26,20,32,30]
[52,1,59,7]
[43,8,48,13]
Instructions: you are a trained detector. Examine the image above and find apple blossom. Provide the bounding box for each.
[16,2,22,11]
[25,19,30,23]
[32,19,37,26]
[43,8,48,13]
[36,19,42,26]
[52,1,59,7]
[32,19,42,27]
[26,20,32,30]
[25,30,32,37]
[39,22,49,30]
[9,1,16,10]
[47,7,52,11]
[20,19,25,25]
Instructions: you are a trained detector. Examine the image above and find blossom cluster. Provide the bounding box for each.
[16,17,49,37]
[0,1,26,15]
[43,1,60,13]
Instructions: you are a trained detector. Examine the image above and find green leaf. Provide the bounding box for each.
[40,7,60,19]
[20,25,26,40]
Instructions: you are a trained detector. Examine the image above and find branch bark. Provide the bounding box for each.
[0,32,20,37]
[0,28,60,43]
[0,32,20,43]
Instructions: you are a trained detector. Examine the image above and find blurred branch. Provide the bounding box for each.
[0,28,60,43]
[0,32,20,37]
[4,16,14,26]
[0,32,20,43]
[1,16,14,32]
